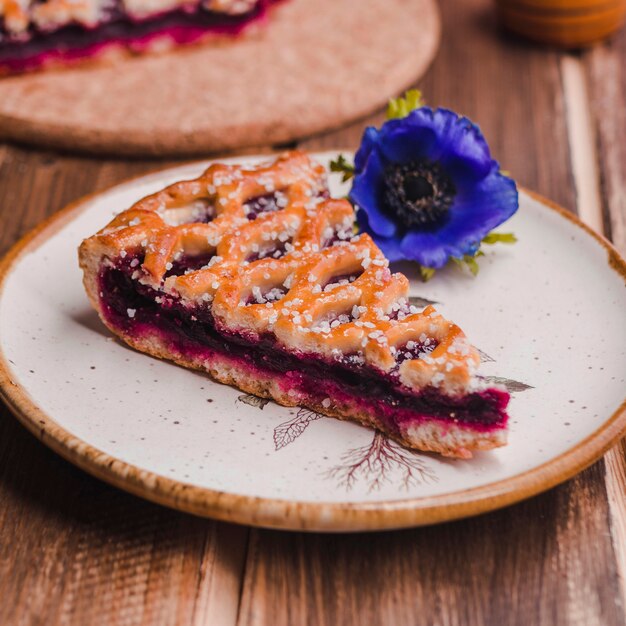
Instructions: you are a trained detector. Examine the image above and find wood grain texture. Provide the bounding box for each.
[584,31,626,255]
[238,466,623,626]
[302,0,578,214]
[583,26,626,604]
[242,0,626,623]
[0,398,249,626]
[0,149,249,626]
[0,0,625,623]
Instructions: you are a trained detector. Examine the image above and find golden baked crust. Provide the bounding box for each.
[114,326,506,459]
[80,151,482,396]
[79,151,507,459]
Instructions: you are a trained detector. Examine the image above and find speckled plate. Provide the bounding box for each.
[0,153,625,531]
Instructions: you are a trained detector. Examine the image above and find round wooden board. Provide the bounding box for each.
[0,0,440,156]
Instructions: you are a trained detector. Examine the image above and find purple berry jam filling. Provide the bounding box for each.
[246,238,291,263]
[164,253,216,278]
[322,272,361,290]
[0,0,270,72]
[97,256,509,433]
[395,340,436,364]
[245,284,286,305]
[172,199,216,225]
[243,192,284,220]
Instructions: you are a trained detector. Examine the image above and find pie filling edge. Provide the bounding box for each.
[87,252,510,459]
[77,151,512,460]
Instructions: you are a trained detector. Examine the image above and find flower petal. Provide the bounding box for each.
[433,110,494,182]
[396,168,518,266]
[356,211,404,261]
[400,230,451,269]
[350,149,398,238]
[377,113,439,164]
[354,127,380,173]
[348,101,518,270]
[373,108,493,184]
[433,168,519,258]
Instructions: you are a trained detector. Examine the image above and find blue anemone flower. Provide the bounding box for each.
[349,107,518,269]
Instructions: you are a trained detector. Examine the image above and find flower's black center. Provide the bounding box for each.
[383,161,455,230]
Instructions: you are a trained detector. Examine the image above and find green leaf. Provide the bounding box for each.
[386,89,425,120]
[408,295,438,307]
[482,232,517,245]
[419,265,436,282]
[329,154,355,182]
[450,253,482,276]
[476,348,495,363]
[238,394,270,410]
[479,376,534,393]
[463,255,480,276]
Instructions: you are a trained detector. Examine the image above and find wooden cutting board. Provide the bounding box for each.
[0,0,440,156]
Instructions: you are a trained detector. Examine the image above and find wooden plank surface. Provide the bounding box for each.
[584,34,626,256]
[0,0,625,624]
[0,403,248,626]
[238,465,622,626]
[583,29,626,608]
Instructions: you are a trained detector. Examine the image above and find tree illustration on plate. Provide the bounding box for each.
[273,408,324,450]
[239,293,533,493]
[325,431,438,492]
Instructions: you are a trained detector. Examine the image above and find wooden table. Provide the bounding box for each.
[1,1,625,623]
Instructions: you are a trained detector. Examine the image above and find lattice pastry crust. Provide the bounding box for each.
[79,152,509,458]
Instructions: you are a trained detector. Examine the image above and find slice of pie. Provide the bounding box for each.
[79,151,510,459]
[0,0,271,74]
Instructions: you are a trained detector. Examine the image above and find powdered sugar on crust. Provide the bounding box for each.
[0,0,30,35]
[98,324,506,459]
[403,422,507,460]
[205,0,258,15]
[30,0,107,31]
[80,152,493,399]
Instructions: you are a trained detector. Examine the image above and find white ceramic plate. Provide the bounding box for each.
[0,153,624,531]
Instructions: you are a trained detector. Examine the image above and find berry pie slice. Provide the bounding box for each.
[0,0,271,74]
[79,151,510,459]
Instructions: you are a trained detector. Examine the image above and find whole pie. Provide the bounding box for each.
[79,152,510,459]
[0,0,271,73]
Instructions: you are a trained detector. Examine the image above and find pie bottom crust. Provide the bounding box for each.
[109,328,507,459]
[81,251,506,459]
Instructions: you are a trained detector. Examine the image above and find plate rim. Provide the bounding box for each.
[0,157,624,532]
